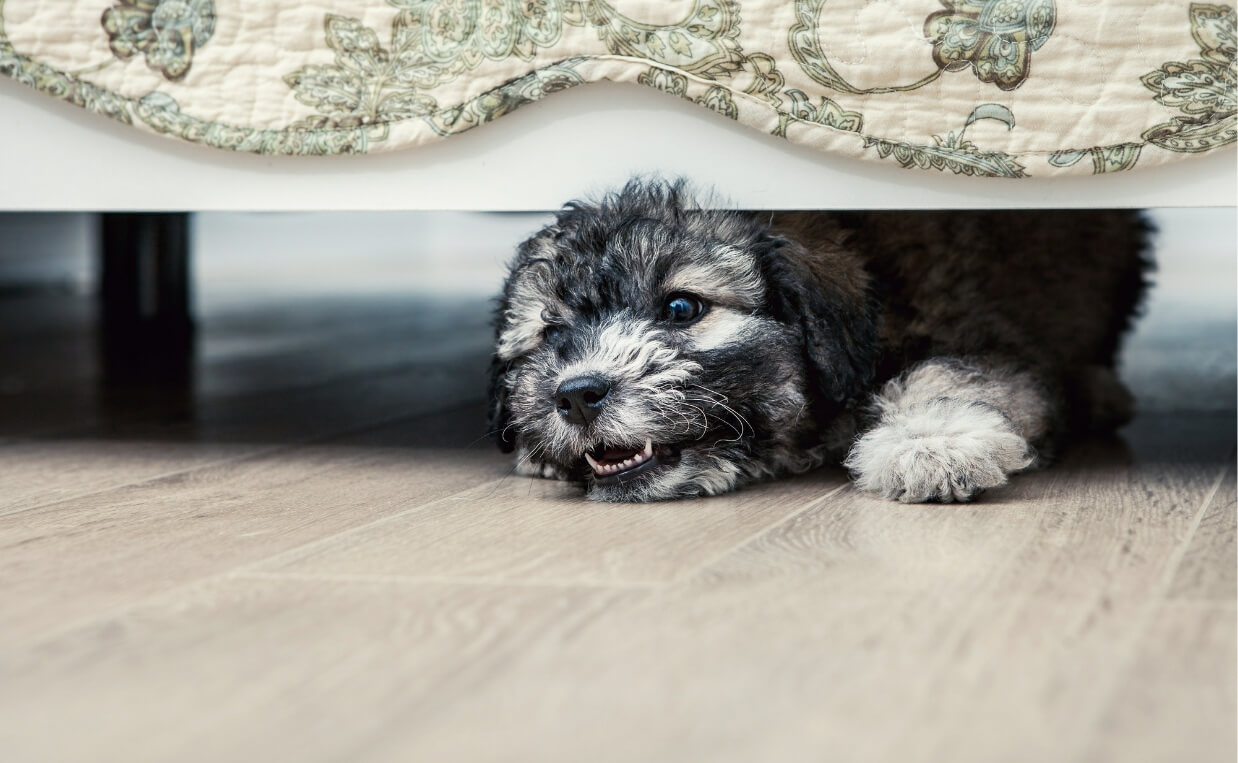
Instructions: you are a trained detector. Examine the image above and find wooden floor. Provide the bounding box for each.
[0,216,1234,763]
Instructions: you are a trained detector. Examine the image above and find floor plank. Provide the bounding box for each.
[0,403,502,649]
[1167,463,1237,601]
[0,352,489,519]
[1078,463,1237,763]
[1081,601,1236,763]
[254,467,849,586]
[0,577,640,763]
[353,414,1235,763]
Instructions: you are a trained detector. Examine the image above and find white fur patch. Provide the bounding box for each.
[663,247,764,307]
[557,318,698,390]
[845,397,1035,503]
[687,307,758,351]
[876,358,1053,443]
[497,288,551,360]
[513,444,570,480]
[496,261,571,361]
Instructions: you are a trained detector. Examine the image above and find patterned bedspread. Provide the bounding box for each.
[1,1,1234,178]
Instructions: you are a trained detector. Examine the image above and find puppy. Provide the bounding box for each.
[488,179,1152,502]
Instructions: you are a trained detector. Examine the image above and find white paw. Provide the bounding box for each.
[845,398,1035,503]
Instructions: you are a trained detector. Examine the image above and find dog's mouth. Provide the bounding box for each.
[582,438,679,485]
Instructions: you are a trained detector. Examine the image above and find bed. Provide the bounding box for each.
[0,0,1233,209]
[1,0,1233,377]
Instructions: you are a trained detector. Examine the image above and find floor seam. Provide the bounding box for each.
[0,398,487,522]
[0,443,286,521]
[10,476,508,649]
[1062,451,1234,761]
[232,570,661,590]
[668,478,852,585]
[225,477,513,576]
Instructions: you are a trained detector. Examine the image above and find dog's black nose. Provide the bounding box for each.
[554,376,610,426]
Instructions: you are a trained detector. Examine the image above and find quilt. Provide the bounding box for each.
[0,1,1234,178]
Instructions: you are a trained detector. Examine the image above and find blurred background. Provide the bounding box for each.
[0,209,1233,442]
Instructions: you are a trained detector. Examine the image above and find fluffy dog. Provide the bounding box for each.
[488,179,1152,502]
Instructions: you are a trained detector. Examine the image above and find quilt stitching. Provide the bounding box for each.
[0,0,1233,176]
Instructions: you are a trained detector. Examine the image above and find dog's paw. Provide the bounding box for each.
[844,398,1035,503]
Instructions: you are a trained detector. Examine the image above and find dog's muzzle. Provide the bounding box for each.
[552,373,680,486]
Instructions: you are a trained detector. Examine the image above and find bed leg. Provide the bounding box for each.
[97,212,195,387]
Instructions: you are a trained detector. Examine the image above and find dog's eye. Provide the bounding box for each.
[664,294,705,324]
[542,324,564,344]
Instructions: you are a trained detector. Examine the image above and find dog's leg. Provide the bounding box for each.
[844,358,1056,503]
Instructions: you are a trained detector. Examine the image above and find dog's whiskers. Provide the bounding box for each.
[688,383,752,442]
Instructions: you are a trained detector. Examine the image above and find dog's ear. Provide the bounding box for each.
[757,228,877,416]
[488,223,553,455]
[487,355,516,453]
[488,282,518,454]
[487,214,569,454]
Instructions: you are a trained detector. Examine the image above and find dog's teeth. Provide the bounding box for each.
[588,440,660,479]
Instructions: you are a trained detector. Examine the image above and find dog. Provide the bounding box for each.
[488,179,1152,502]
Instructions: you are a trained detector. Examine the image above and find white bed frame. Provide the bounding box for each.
[2,79,1233,211]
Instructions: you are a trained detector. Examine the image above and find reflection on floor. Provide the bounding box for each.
[0,211,1233,763]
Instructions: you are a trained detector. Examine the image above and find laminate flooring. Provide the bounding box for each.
[0,212,1232,763]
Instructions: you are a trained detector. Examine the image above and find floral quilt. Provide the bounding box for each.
[0,1,1234,178]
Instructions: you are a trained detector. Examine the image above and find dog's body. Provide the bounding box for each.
[489,180,1152,502]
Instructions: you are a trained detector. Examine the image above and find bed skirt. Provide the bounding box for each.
[1,1,1233,178]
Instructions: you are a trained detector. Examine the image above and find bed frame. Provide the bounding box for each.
[1,78,1233,383]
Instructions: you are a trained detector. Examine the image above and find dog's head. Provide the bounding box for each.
[489,179,875,501]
